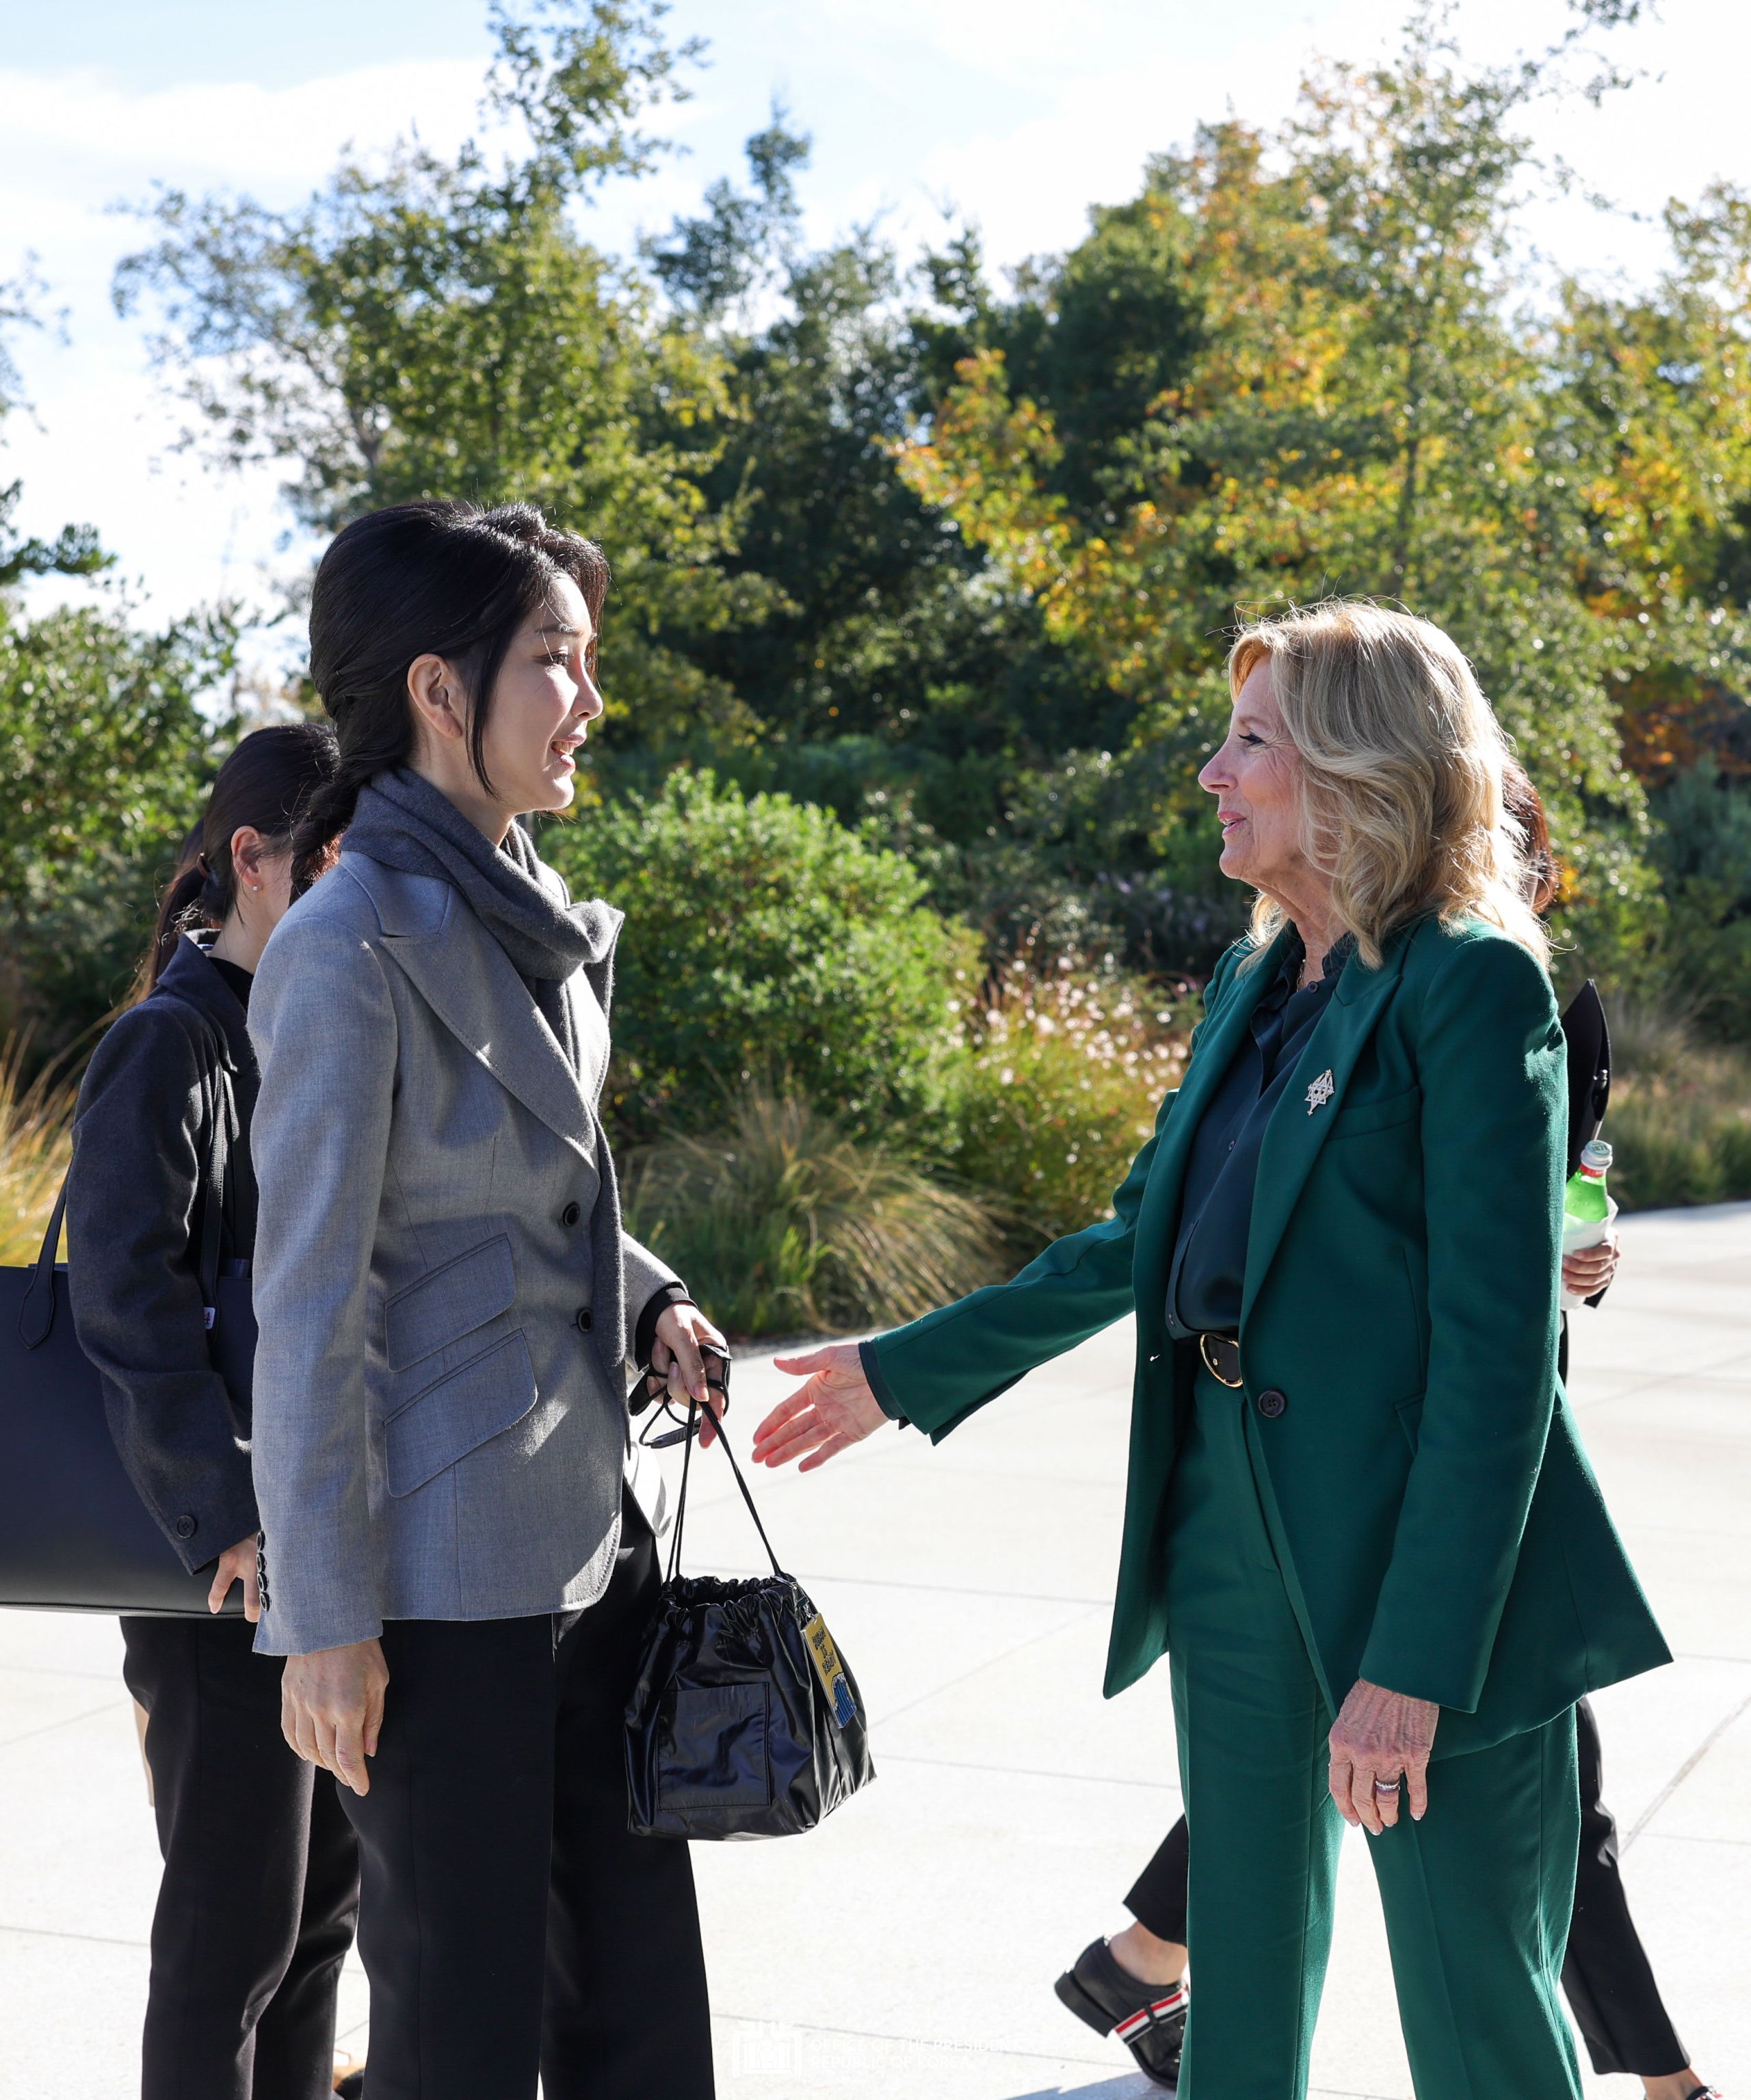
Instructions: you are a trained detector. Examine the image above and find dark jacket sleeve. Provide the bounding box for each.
[66,1003,258,1571]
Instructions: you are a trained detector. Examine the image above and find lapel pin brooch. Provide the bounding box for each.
[1305,1068,1335,1115]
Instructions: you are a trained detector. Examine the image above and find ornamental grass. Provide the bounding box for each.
[0,1035,75,1268]
[622,1085,1010,1342]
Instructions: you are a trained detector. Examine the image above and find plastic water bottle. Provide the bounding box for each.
[1560,1139,1616,1310]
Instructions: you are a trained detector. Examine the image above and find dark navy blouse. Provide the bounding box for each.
[1166,931,1353,1339]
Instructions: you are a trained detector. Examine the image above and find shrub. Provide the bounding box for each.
[622,1087,1009,1339]
[1609,1051,1751,1211]
[940,943,1192,1246]
[544,771,978,1145]
[0,1037,75,1266]
[1645,767,1751,1046]
[0,606,227,1057]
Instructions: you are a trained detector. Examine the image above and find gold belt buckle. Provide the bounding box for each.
[1198,1333,1244,1389]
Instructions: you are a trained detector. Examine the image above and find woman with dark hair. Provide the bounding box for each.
[246,499,722,2100]
[66,723,365,2100]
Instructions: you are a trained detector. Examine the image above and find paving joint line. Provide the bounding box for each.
[0,1919,148,1951]
[873,1604,1108,1728]
[1624,1685,1751,1850]
[685,1563,1113,1608]
[709,2008,1114,2070]
[874,1750,1180,1792]
[0,1696,139,1753]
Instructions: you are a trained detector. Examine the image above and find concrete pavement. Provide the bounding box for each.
[1,1201,1746,2095]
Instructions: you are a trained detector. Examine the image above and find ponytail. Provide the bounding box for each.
[295,498,609,886]
[142,832,213,994]
[141,723,340,993]
[290,728,409,892]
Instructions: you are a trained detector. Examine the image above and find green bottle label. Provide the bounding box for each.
[1564,1167,1609,1224]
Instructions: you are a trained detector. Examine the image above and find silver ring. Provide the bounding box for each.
[1372,1777,1401,1792]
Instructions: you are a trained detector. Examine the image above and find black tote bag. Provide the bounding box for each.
[0,1072,253,1615]
[624,1390,875,1841]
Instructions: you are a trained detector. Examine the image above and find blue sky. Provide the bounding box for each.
[1,0,1741,661]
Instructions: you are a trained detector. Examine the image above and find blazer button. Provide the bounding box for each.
[1255,1388,1287,1420]
[575,1307,593,1333]
[174,1514,197,1539]
[560,1201,581,1227]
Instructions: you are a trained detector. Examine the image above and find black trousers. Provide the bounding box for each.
[120,1614,360,2100]
[339,1493,714,2100]
[1123,1694,1688,2079]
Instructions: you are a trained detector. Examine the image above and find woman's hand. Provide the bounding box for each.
[207,1535,263,1623]
[1562,1228,1619,1299]
[1328,1678,1439,1833]
[653,1301,730,1446]
[282,1638,389,1796]
[751,1344,890,1472]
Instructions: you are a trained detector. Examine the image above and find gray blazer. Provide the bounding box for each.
[248,849,679,1657]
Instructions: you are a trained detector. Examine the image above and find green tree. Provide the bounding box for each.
[0,284,227,1052]
[896,5,1735,981]
[635,124,1170,957]
[113,1,765,749]
[0,267,109,589]
[0,605,232,1050]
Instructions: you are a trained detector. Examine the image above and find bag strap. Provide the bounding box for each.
[23,1020,237,1351]
[19,1178,69,1349]
[665,1389,786,1586]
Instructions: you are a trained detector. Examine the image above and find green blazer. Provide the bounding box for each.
[867,916,1669,1753]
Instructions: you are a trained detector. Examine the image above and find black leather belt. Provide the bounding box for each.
[1197,1333,1243,1389]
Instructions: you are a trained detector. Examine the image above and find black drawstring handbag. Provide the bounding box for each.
[624,1366,876,1841]
[0,1060,252,1614]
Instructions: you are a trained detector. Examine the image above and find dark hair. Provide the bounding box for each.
[293,499,609,883]
[145,721,341,992]
[1502,758,1561,918]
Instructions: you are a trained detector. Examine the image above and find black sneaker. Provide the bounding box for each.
[1054,1938,1187,2092]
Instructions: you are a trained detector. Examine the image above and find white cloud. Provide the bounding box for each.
[0,58,483,194]
[5,0,1751,641]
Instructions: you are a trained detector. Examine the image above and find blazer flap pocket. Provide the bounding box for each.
[384,1331,537,1497]
[1329,1085,1422,1141]
[385,1235,515,1372]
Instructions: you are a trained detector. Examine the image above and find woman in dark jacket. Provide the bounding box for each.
[66,723,363,2100]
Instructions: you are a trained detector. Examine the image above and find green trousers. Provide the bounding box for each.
[1166,1366,1583,2100]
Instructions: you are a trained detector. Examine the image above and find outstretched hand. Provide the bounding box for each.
[751,1343,890,1472]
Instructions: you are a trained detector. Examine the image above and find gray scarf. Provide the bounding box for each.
[345,769,618,1071]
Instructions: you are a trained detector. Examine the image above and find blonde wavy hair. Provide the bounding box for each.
[1228,600,1548,971]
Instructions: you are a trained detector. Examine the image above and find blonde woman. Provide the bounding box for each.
[753,600,1670,2100]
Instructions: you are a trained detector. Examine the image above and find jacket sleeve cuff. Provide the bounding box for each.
[633,1281,694,1369]
[250,1601,384,1659]
[168,1484,263,1576]
[859,1340,908,1426]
